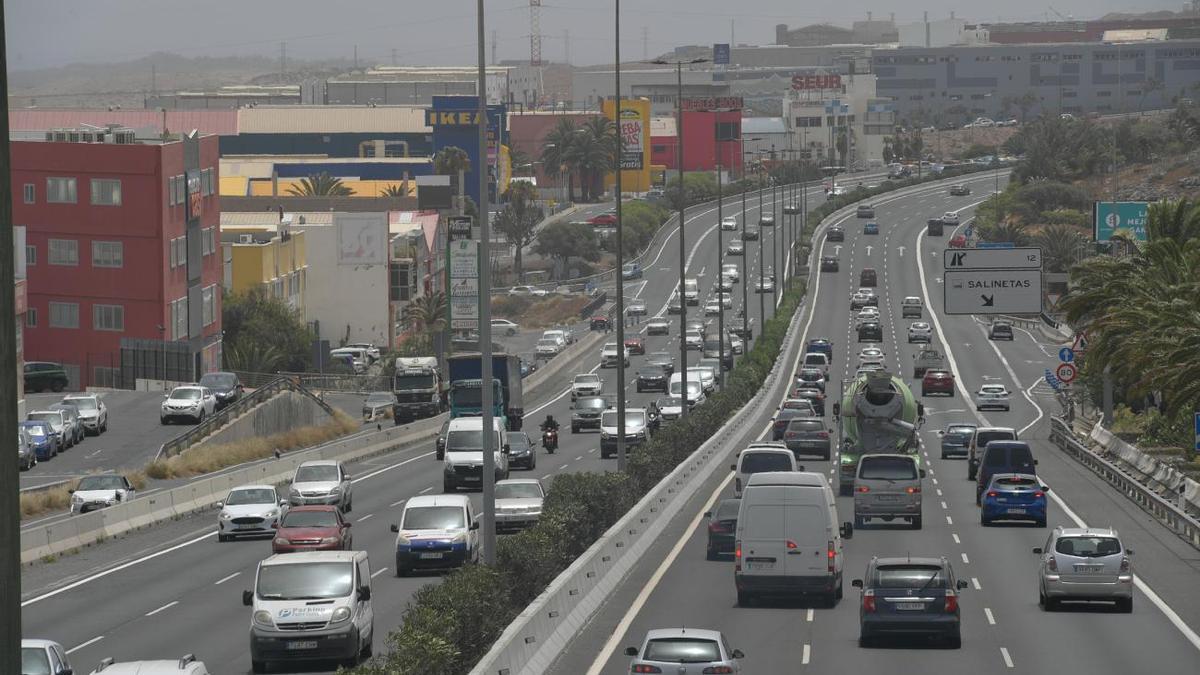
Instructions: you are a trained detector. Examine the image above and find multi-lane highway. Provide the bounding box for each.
[20,177,836,673]
[552,172,1200,675]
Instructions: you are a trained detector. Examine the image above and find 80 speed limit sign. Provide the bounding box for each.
[1055,362,1078,384]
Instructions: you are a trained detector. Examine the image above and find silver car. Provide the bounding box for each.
[974,383,1011,411]
[62,393,108,434]
[47,403,85,446]
[1034,527,1134,612]
[288,460,353,512]
[853,454,924,529]
[625,628,743,674]
[727,239,745,256]
[494,478,545,531]
[907,321,933,343]
[646,318,671,335]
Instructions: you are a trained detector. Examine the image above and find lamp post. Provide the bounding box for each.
[740,136,761,345]
[613,0,628,470]
[756,152,766,327]
[475,0,497,566]
[771,143,779,311]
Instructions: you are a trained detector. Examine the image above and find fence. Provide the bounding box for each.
[119,338,194,390]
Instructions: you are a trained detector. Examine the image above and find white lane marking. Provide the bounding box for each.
[352,451,436,484]
[802,643,811,665]
[946,516,953,525]
[806,608,814,622]
[559,463,569,470]
[936,488,943,497]
[371,567,389,578]
[931,477,939,485]
[1000,647,1014,668]
[419,487,433,494]
[541,473,554,480]
[984,607,996,625]
[145,600,178,617]
[358,514,374,522]
[214,572,240,585]
[940,501,948,510]
[976,322,1045,435]
[972,577,982,590]
[390,499,406,507]
[952,533,961,544]
[588,448,596,453]
[961,552,970,564]
[66,635,104,654]
[575,456,583,462]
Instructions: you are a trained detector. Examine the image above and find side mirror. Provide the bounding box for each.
[280,499,288,507]
[730,464,737,472]
[704,511,713,518]
[215,501,224,509]
[935,430,945,437]
[797,465,806,472]
[851,579,863,588]
[390,524,400,533]
[624,647,639,657]
[1032,547,1043,555]
[832,403,840,417]
[242,590,253,606]
[957,579,969,590]
[920,469,927,479]
[1040,485,1050,492]
[343,474,352,481]
[840,522,854,539]
[731,649,745,659]
[344,522,353,528]
[357,585,372,601]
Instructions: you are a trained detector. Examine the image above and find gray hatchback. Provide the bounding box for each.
[853,454,925,529]
[853,556,967,648]
[783,417,831,459]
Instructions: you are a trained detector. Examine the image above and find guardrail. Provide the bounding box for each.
[19,480,70,495]
[157,377,335,459]
[1048,416,1200,551]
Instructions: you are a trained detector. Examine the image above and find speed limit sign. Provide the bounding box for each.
[1056,362,1077,384]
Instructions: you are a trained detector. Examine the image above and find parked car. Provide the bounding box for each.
[20,420,58,461]
[490,318,520,335]
[199,372,244,409]
[1033,527,1134,612]
[26,409,71,449]
[70,474,136,514]
[981,473,1048,527]
[160,385,217,424]
[23,361,68,393]
[706,498,742,559]
[46,403,85,446]
[494,478,545,531]
[853,556,967,648]
[217,485,286,541]
[61,393,108,434]
[17,427,36,470]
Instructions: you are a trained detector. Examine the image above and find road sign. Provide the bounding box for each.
[1072,332,1088,354]
[1058,347,1075,363]
[944,269,1042,315]
[1044,368,1063,392]
[976,242,1015,249]
[1056,362,1077,384]
[1094,201,1148,242]
[713,43,730,65]
[944,247,1042,270]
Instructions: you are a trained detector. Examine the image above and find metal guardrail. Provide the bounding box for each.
[157,377,335,459]
[1048,416,1200,551]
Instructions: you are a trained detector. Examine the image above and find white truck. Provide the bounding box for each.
[392,357,444,421]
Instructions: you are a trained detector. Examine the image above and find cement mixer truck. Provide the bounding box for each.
[832,370,925,496]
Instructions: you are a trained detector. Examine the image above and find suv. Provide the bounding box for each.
[199,371,244,409]
[949,184,971,196]
[859,268,878,287]
[160,385,216,424]
[89,654,210,674]
[820,256,840,272]
[62,393,108,434]
[900,297,923,319]
[24,361,69,393]
[827,224,845,241]
[988,321,1014,340]
[852,556,968,648]
[571,373,603,401]
[858,321,883,342]
[731,444,796,497]
[854,454,925,529]
[856,204,876,218]
[571,395,609,432]
[784,417,832,459]
[1034,527,1134,612]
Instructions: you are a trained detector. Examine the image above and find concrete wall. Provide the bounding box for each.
[195,390,334,448]
[300,214,391,348]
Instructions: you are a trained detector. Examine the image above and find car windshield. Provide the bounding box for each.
[226,488,276,505]
[1055,536,1123,557]
[576,375,600,384]
[874,565,946,589]
[257,562,353,601]
[602,411,646,427]
[505,433,531,450]
[403,506,466,530]
[446,430,487,451]
[21,648,52,675]
[395,374,435,388]
[658,397,683,408]
[976,431,1014,447]
[170,388,203,401]
[639,367,664,377]
[282,510,339,528]
[860,457,917,480]
[496,483,543,500]
[538,339,557,347]
[741,452,793,473]
[65,397,98,410]
[200,373,236,388]
[22,423,49,437]
[76,475,126,491]
[643,637,722,663]
[575,397,607,411]
[27,412,61,426]
[944,432,972,445]
[294,465,340,482]
[703,340,722,351]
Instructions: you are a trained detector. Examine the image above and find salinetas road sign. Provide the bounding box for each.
[944,247,1042,270]
[944,246,1043,315]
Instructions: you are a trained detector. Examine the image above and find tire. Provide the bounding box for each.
[940,451,948,459]
[823,449,831,460]
[1036,518,1047,528]
[839,484,852,497]
[980,513,990,526]
[1116,596,1133,613]
[854,514,865,529]
[571,425,579,434]
[395,562,408,577]
[343,498,352,514]
[51,381,64,393]
[218,533,230,543]
[1042,593,1059,612]
[824,590,837,608]
[912,515,923,530]
[443,479,455,493]
[252,660,268,674]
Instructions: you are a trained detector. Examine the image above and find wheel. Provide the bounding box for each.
[859,634,873,648]
[980,513,990,526]
[947,634,962,649]
[823,590,837,608]
[736,590,753,607]
[196,410,205,423]
[252,660,268,674]
[836,579,844,600]
[1036,518,1047,528]
[912,515,923,530]
[395,562,408,577]
[51,381,64,393]
[922,389,928,396]
[443,479,455,493]
[343,498,352,513]
[1116,596,1133,613]
[362,626,374,658]
[571,425,579,433]
[218,533,230,542]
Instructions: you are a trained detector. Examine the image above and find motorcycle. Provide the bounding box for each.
[542,428,559,453]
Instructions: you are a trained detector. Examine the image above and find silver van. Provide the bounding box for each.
[853,454,925,529]
[731,444,797,498]
[734,471,853,607]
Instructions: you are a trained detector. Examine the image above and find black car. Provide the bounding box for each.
[759,216,776,227]
[988,322,1014,340]
[571,396,608,433]
[772,408,806,440]
[646,352,675,376]
[705,498,740,560]
[827,225,845,242]
[199,371,244,409]
[820,256,839,272]
[858,322,883,342]
[856,204,876,218]
[24,361,68,393]
[505,431,537,470]
[783,202,801,215]
[853,556,968,648]
[743,228,760,241]
[806,338,834,360]
[636,365,669,393]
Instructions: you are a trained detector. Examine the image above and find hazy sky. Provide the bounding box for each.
[5,0,1175,71]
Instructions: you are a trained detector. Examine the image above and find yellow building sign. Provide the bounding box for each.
[602,98,651,193]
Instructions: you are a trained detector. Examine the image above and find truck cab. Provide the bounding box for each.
[393,357,444,421]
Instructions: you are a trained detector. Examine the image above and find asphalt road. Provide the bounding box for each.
[20,178,831,673]
[551,172,1200,675]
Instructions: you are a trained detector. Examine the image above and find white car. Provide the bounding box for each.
[84,654,210,674]
[705,301,722,316]
[727,240,745,256]
[509,285,548,297]
[942,211,960,225]
[62,393,108,434]
[726,332,745,354]
[755,278,775,293]
[217,485,286,541]
[857,347,886,368]
[722,263,740,281]
[854,308,879,328]
[541,329,569,347]
[69,473,135,514]
[717,275,735,292]
[571,373,603,400]
[601,342,630,368]
[720,216,738,231]
[689,366,716,393]
[656,395,685,421]
[907,321,933,343]
[22,640,74,675]
[646,317,671,335]
[494,478,545,531]
[491,318,520,335]
[288,459,353,511]
[160,385,216,424]
[345,342,382,362]
[974,383,1011,411]
[628,298,647,315]
[536,338,562,358]
[684,330,704,350]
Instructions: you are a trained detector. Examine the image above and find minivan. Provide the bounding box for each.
[975,441,1036,505]
[682,278,700,305]
[668,373,705,406]
[859,268,878,287]
[854,454,925,529]
[734,471,853,607]
[243,550,374,673]
[967,426,1017,481]
[731,444,797,497]
[442,417,509,492]
[390,494,478,576]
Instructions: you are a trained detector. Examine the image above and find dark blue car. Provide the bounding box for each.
[864,222,880,235]
[805,338,834,360]
[981,473,1047,527]
[20,420,58,460]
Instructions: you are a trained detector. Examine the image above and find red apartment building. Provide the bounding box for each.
[14,129,223,389]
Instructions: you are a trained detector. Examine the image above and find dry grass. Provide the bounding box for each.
[20,469,149,520]
[145,410,359,480]
[492,294,590,330]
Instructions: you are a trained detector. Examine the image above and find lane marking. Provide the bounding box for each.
[145,600,178,617]
[560,463,569,470]
[961,552,970,564]
[946,516,953,525]
[936,488,943,497]
[802,643,811,665]
[806,608,814,622]
[972,577,982,590]
[390,499,406,507]
[66,636,104,655]
[214,572,239,586]
[940,501,948,510]
[984,607,996,625]
[419,487,433,495]
[952,533,961,544]
[1000,647,1014,668]
[357,514,374,522]
[371,567,389,578]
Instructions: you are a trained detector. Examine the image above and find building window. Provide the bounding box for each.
[176,175,186,204]
[25,244,35,265]
[168,176,177,206]
[48,239,79,266]
[715,121,739,141]
[170,236,187,268]
[92,241,124,268]
[23,183,34,204]
[1063,91,1078,98]
[90,179,122,206]
[1098,90,1112,97]
[202,228,216,256]
[93,304,125,332]
[46,177,77,204]
[202,285,215,326]
[49,301,79,329]
[26,308,36,327]
[171,297,188,340]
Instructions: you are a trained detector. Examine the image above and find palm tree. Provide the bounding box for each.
[434,147,471,212]
[405,291,447,334]
[287,173,353,197]
[509,147,532,175]
[577,116,616,201]
[542,118,581,201]
[380,182,409,198]
[1034,224,1085,273]
[224,342,286,374]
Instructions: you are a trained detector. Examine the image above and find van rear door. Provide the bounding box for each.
[783,503,828,577]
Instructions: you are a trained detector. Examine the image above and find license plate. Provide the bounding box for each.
[1006,508,1025,515]
[876,495,900,501]
[896,602,924,611]
[420,552,444,559]
[745,561,775,571]
[234,523,258,530]
[287,641,318,650]
[1074,565,1103,573]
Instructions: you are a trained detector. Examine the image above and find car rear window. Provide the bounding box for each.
[944,432,971,445]
[643,638,722,663]
[740,452,793,473]
[788,419,825,432]
[975,431,1015,448]
[859,457,918,480]
[715,499,741,520]
[1055,536,1123,558]
[874,564,946,589]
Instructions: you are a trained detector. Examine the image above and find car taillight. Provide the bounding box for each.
[827,541,836,573]
[817,431,829,439]
[905,486,921,494]
[785,432,798,439]
[856,486,870,493]
[1047,556,1058,572]
[986,491,999,498]
[632,666,662,673]
[734,541,742,572]
[945,591,959,613]
[702,667,734,674]
[1120,557,1131,573]
[1033,491,1045,499]
[786,540,798,550]
[862,589,876,613]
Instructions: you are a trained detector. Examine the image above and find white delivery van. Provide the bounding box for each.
[442,417,509,492]
[668,373,705,406]
[243,550,374,673]
[734,471,853,607]
[682,278,700,305]
[390,494,478,576]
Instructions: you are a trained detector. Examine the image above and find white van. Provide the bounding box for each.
[442,417,509,492]
[329,348,368,374]
[682,278,700,305]
[802,352,830,374]
[731,444,797,498]
[243,550,374,673]
[668,373,705,406]
[390,494,478,576]
[734,471,853,607]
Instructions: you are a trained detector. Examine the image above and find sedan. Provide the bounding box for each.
[217,485,285,541]
[684,331,704,350]
[646,351,675,375]
[720,216,738,231]
[821,256,840,272]
[490,318,520,335]
[827,224,845,241]
[535,338,562,359]
[495,478,545,532]
[772,408,806,440]
[505,431,537,470]
[922,370,956,397]
[636,366,670,393]
[858,289,880,307]
[981,473,1047,527]
[704,300,722,316]
[627,298,648,316]
[588,212,617,225]
[907,322,933,343]
[974,383,1011,411]
[722,263,740,281]
[69,474,135,514]
[646,318,671,335]
[272,505,352,553]
[949,184,971,196]
[857,347,886,368]
[743,227,759,241]
[938,424,977,459]
[790,387,826,416]
[755,278,775,293]
[706,498,740,559]
[864,222,880,235]
[625,629,743,674]
[727,239,745,255]
[61,393,108,434]
[508,285,548,297]
[624,336,646,355]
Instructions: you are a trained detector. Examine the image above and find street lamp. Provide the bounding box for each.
[475,0,497,566]
[739,136,762,345]
[771,143,779,311]
[755,152,766,327]
[614,0,628,470]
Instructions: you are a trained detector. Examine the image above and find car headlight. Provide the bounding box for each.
[450,532,467,544]
[71,494,83,503]
[330,606,351,624]
[274,537,290,545]
[601,431,611,440]
[395,533,411,546]
[253,610,275,628]
[220,511,234,520]
[289,488,301,497]
[320,536,340,545]
[328,486,342,495]
[261,509,279,519]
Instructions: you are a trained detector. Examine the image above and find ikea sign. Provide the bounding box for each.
[426,110,485,126]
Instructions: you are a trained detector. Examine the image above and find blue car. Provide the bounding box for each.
[20,420,58,460]
[805,337,834,360]
[980,473,1047,527]
[864,222,880,235]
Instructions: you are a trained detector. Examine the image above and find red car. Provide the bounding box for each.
[624,336,646,355]
[590,315,611,331]
[271,505,353,553]
[588,213,617,226]
[922,369,956,396]
[949,234,968,248]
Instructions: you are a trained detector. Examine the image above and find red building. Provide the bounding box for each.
[649,109,742,172]
[507,111,601,190]
[14,131,223,389]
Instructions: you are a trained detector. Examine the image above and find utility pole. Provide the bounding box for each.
[280,42,286,81]
[716,157,726,385]
[676,60,689,417]
[757,154,765,327]
[0,2,21,669]
[642,26,649,61]
[615,0,628,470]
[476,0,497,566]
[772,144,779,311]
[354,44,358,70]
[491,29,498,65]
[392,48,398,66]
[739,136,759,345]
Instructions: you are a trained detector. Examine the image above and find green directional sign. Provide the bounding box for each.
[1094,201,1148,242]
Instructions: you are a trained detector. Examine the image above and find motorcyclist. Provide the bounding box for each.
[540,415,560,432]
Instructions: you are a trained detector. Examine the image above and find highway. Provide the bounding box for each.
[551,172,1200,675]
[19,178,828,673]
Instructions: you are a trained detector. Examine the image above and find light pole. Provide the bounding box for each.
[475,0,497,566]
[613,0,628,470]
[739,136,761,345]
[756,152,765,327]
[771,143,779,311]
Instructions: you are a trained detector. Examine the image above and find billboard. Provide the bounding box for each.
[619,108,644,170]
[428,96,507,207]
[791,74,843,91]
[713,43,730,65]
[338,214,388,266]
[1094,201,1149,242]
[603,98,651,192]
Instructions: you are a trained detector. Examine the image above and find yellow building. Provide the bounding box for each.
[220,217,309,319]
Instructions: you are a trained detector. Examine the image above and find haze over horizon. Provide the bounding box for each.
[5,0,1179,72]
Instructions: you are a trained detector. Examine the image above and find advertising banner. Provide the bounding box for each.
[681,97,744,112]
[1094,201,1149,242]
[619,108,644,170]
[448,239,479,330]
[713,43,730,65]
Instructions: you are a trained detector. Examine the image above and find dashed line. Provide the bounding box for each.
[145,600,178,617]
[961,552,970,564]
[559,463,570,470]
[588,448,596,453]
[66,636,104,655]
[802,644,811,665]
[952,533,961,544]
[931,477,939,485]
[371,567,389,578]
[575,456,583,462]
[936,488,943,497]
[390,499,406,507]
[358,514,374,522]
[1000,647,1014,668]
[972,577,982,590]
[940,500,948,510]
[806,608,814,622]
[541,473,554,480]
[984,607,996,625]
[946,516,953,525]
[214,572,240,585]
[419,487,433,494]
